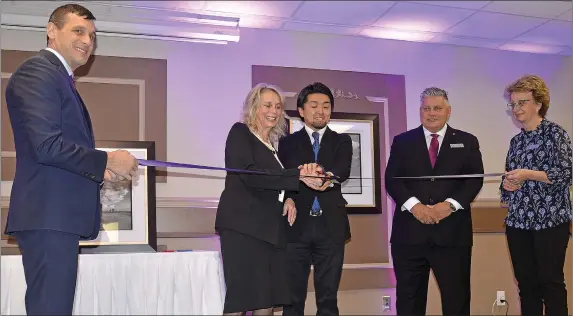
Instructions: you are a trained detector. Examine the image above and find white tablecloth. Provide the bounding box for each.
[1,251,226,315]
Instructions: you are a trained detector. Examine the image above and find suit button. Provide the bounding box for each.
[431,177,435,181]
[429,198,434,204]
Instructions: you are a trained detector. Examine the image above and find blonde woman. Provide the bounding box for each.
[215,83,323,315]
[501,75,572,315]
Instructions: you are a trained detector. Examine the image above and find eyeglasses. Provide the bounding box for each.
[507,99,531,110]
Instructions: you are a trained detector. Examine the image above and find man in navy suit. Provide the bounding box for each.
[385,87,484,315]
[4,4,139,315]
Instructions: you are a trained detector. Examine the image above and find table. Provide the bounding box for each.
[1,251,226,315]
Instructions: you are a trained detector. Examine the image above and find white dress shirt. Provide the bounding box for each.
[401,124,463,212]
[44,48,73,77]
[304,124,327,144]
[303,125,335,185]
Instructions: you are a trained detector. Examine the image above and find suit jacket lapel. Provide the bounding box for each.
[40,50,94,144]
[295,128,315,163]
[74,91,95,144]
[434,126,455,170]
[317,127,333,163]
[67,77,95,144]
[415,126,433,172]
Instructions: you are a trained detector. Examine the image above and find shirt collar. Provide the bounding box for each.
[304,124,327,140]
[44,48,73,77]
[423,123,448,138]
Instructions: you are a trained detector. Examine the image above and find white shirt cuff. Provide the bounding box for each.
[401,197,421,212]
[445,198,463,211]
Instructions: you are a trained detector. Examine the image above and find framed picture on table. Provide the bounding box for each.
[285,111,382,214]
[80,140,157,254]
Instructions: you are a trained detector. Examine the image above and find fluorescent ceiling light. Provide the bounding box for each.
[498,42,564,54]
[0,13,239,44]
[362,27,435,42]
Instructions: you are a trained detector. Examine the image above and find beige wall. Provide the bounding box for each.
[1,25,572,315]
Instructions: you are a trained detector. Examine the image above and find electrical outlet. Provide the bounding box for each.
[496,291,506,306]
[382,296,391,311]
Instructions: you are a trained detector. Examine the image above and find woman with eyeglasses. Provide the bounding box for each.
[501,74,572,316]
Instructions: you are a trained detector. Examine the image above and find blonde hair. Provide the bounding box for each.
[505,75,550,118]
[241,83,287,144]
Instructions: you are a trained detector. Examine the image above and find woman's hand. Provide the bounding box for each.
[283,198,297,226]
[504,169,531,186]
[503,177,522,192]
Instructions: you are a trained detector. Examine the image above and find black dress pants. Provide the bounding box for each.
[391,243,472,316]
[282,216,345,316]
[506,222,571,316]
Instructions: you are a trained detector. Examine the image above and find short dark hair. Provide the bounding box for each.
[296,82,335,110]
[46,4,96,44]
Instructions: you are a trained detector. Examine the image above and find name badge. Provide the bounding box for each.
[526,144,540,150]
[450,143,464,148]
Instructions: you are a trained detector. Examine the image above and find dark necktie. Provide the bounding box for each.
[429,134,439,168]
[310,132,321,216]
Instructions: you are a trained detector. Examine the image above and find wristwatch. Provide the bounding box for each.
[448,202,456,212]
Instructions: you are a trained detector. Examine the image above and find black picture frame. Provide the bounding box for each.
[285,111,382,214]
[80,140,157,254]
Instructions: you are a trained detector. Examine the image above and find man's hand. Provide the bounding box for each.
[411,204,438,224]
[103,169,124,182]
[283,198,297,226]
[106,150,138,180]
[299,163,324,188]
[427,202,453,223]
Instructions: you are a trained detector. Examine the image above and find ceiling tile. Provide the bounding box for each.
[406,1,491,10]
[239,16,283,29]
[444,11,548,40]
[498,42,566,54]
[481,1,572,19]
[202,1,302,18]
[292,1,395,26]
[555,9,572,21]
[361,27,435,42]
[428,34,504,49]
[282,21,361,35]
[513,20,572,47]
[372,2,475,32]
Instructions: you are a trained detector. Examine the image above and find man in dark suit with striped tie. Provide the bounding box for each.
[4,4,138,314]
[384,87,484,316]
[278,82,353,316]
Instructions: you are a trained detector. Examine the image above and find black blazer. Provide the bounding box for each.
[5,49,107,240]
[385,125,484,247]
[278,126,353,245]
[215,122,301,248]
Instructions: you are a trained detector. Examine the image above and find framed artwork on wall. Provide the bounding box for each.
[285,111,382,214]
[80,140,157,253]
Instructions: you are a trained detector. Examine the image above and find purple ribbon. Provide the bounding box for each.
[137,159,501,181]
[137,159,342,182]
[137,159,269,175]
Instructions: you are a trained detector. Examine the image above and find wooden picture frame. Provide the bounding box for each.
[80,140,157,253]
[285,111,382,214]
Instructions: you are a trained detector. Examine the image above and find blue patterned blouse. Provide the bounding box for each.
[501,118,573,230]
